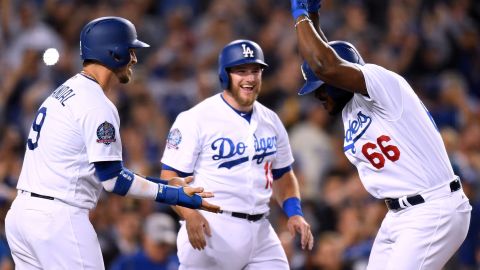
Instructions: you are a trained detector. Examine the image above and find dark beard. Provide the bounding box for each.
[113,67,130,84]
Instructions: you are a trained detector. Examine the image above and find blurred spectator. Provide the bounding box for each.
[430,71,476,130]
[311,231,351,270]
[109,213,179,270]
[290,100,334,199]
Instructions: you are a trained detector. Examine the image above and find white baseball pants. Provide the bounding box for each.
[177,210,289,270]
[5,191,104,270]
[367,185,471,270]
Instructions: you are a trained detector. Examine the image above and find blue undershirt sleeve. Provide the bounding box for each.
[94,161,122,181]
[161,164,193,177]
[272,165,292,180]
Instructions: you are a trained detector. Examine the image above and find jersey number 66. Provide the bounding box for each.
[361,135,400,169]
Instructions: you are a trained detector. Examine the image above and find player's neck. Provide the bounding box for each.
[221,91,253,112]
[81,65,115,92]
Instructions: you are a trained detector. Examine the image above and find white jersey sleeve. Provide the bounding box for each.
[358,64,404,120]
[161,111,201,173]
[79,105,123,163]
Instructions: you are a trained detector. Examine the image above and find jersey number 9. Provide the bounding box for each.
[27,107,47,150]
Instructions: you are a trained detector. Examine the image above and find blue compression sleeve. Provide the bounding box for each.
[94,161,162,196]
[94,161,122,181]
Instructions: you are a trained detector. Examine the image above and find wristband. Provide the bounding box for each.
[155,184,202,209]
[282,197,304,218]
[155,184,178,205]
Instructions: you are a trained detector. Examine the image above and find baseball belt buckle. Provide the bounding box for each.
[384,198,393,210]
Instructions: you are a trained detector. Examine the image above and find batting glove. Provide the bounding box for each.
[291,0,309,21]
[307,0,322,13]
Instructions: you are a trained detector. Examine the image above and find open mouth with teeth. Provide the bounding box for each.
[240,85,255,93]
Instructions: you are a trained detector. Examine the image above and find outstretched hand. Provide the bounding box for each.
[183,186,221,213]
[168,175,194,187]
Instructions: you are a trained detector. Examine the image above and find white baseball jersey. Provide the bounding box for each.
[17,73,123,209]
[343,64,471,270]
[342,64,455,199]
[161,93,294,214]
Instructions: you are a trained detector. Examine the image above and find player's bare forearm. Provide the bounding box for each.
[272,171,301,206]
[308,12,327,42]
[161,169,191,218]
[295,15,335,70]
[295,15,366,93]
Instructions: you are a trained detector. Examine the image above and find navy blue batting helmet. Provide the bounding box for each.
[298,40,365,96]
[218,39,268,90]
[80,16,149,69]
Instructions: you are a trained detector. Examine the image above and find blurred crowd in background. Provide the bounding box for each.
[0,0,479,269]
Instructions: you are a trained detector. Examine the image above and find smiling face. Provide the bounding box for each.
[114,49,137,84]
[223,63,263,111]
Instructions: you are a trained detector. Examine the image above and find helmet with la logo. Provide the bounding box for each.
[218,39,268,90]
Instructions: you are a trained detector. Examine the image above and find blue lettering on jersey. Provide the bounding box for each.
[252,134,277,164]
[211,138,247,169]
[343,111,372,154]
[51,85,75,106]
[211,135,277,169]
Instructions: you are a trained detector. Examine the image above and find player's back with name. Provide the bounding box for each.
[17,73,118,209]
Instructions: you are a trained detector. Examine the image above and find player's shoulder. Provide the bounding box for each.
[184,93,221,114]
[359,63,404,82]
[253,100,279,119]
[173,93,218,123]
[59,74,115,113]
[67,74,110,105]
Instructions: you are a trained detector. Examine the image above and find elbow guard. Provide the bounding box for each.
[94,161,134,196]
[110,168,135,196]
[155,185,202,209]
[101,168,135,196]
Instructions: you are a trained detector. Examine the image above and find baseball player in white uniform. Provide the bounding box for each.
[5,17,219,270]
[290,1,472,269]
[160,39,314,270]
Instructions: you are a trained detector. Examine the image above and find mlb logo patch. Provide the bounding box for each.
[166,128,182,150]
[96,121,116,145]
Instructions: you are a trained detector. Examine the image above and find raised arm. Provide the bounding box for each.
[291,0,367,94]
